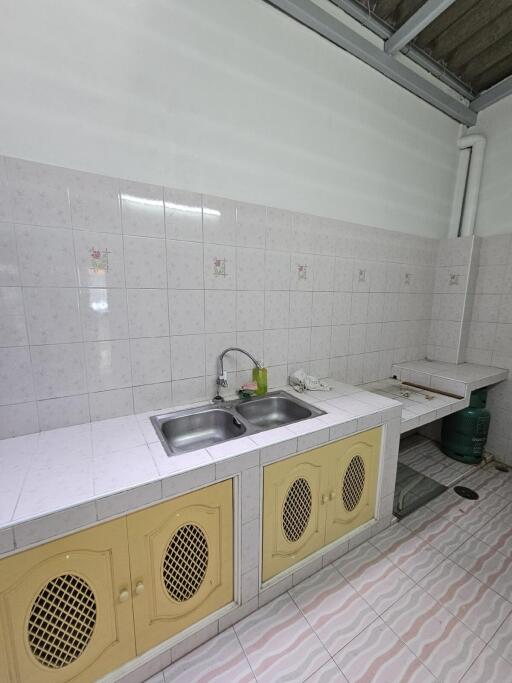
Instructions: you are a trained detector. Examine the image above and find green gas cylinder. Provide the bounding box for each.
[441,388,490,464]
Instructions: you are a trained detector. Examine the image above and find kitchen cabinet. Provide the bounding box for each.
[262,428,381,581]
[0,518,135,683]
[0,480,234,681]
[127,479,233,654]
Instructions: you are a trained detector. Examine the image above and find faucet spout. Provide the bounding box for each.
[217,347,262,388]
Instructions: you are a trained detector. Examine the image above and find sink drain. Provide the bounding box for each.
[454,486,479,500]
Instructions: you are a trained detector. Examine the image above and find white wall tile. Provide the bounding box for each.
[164,188,203,242]
[205,290,236,332]
[0,287,27,346]
[237,291,264,331]
[171,334,205,380]
[89,387,134,421]
[236,203,266,248]
[24,287,81,345]
[133,382,172,412]
[124,235,167,288]
[127,288,169,338]
[80,288,128,341]
[69,172,121,233]
[31,343,86,399]
[264,291,289,329]
[131,337,171,384]
[0,346,35,404]
[167,240,204,289]
[17,225,77,287]
[236,246,265,290]
[264,329,288,366]
[265,250,290,291]
[121,180,165,238]
[0,224,20,285]
[169,289,205,335]
[203,195,236,245]
[85,339,131,392]
[37,394,90,430]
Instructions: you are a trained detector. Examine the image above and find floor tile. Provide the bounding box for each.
[305,659,348,682]
[234,592,330,682]
[402,506,472,556]
[450,537,512,600]
[162,628,254,682]
[460,645,512,682]
[472,507,512,557]
[334,618,436,683]
[290,565,379,656]
[488,612,512,665]
[370,523,444,582]
[334,542,415,614]
[382,584,485,682]
[419,557,512,642]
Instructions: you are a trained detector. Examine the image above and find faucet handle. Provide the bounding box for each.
[217,371,228,388]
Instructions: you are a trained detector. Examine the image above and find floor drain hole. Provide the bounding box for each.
[454,486,479,500]
[495,463,510,473]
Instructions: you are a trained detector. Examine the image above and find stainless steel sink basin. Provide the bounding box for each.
[153,409,246,454]
[151,391,325,456]
[235,394,313,428]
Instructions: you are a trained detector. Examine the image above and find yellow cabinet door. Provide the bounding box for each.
[127,479,233,654]
[324,427,381,546]
[262,449,328,582]
[0,518,136,683]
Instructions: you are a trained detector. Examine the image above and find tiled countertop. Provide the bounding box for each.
[0,381,401,556]
[391,360,508,397]
[383,360,508,433]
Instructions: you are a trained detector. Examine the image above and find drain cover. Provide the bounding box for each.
[454,486,479,500]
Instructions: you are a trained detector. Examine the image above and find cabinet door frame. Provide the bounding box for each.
[324,428,381,546]
[262,450,328,582]
[127,479,234,655]
[0,518,135,683]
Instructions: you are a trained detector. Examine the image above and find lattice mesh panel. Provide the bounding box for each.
[163,524,209,602]
[342,455,366,511]
[27,574,97,669]
[282,477,312,542]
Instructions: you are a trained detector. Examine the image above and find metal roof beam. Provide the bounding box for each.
[329,0,474,100]
[264,0,477,125]
[470,73,512,112]
[385,0,457,55]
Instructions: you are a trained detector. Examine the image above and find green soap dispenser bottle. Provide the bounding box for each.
[252,366,268,395]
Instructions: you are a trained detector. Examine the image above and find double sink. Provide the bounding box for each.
[151,391,326,456]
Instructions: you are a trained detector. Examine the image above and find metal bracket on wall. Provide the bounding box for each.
[263,0,477,125]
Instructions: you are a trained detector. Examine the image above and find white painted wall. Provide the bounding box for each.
[0,0,460,236]
[474,94,512,237]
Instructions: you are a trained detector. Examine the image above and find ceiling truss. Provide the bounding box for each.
[264,0,512,121]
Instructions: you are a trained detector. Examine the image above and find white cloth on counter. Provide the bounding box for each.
[289,369,332,393]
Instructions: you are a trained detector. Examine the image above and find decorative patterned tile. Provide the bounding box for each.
[381,585,485,682]
[235,593,330,682]
[334,618,436,683]
[334,542,415,614]
[163,628,254,682]
[290,565,378,656]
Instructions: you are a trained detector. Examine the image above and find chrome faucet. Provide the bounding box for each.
[217,347,262,388]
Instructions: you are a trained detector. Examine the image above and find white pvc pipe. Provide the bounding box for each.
[456,134,486,237]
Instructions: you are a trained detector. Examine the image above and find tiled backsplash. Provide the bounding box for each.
[464,234,512,464]
[1,155,437,437]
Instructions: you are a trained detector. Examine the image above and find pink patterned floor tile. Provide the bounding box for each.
[234,592,330,682]
[162,627,255,683]
[419,557,512,642]
[473,509,512,557]
[460,645,512,682]
[305,659,348,682]
[402,506,472,556]
[381,585,485,682]
[290,565,379,655]
[334,543,415,614]
[488,612,512,665]
[371,524,444,582]
[334,618,436,683]
[450,537,512,600]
